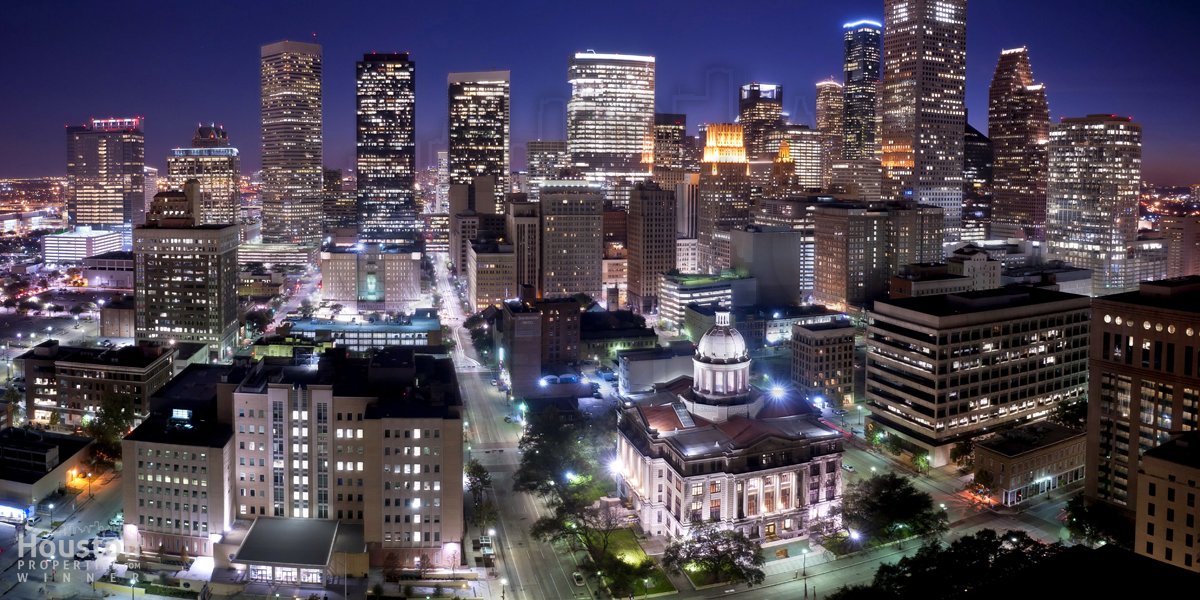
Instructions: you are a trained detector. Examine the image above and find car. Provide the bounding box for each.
[842,463,855,472]
[27,515,42,525]
[97,529,120,538]
[833,409,849,416]
[490,379,498,386]
[573,572,585,587]
[592,392,603,399]
[37,531,53,540]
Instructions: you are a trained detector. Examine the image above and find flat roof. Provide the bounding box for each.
[236,517,339,567]
[284,316,440,334]
[19,341,173,369]
[1094,276,1200,314]
[124,413,233,448]
[0,430,92,484]
[976,422,1084,458]
[1144,431,1200,470]
[46,228,120,238]
[875,287,1087,318]
[84,250,134,261]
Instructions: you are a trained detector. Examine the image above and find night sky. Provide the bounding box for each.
[1,0,1197,183]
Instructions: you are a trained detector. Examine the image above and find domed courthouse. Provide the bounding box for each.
[614,311,844,543]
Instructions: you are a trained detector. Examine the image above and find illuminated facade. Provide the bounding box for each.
[867,288,1090,467]
[448,71,510,213]
[627,182,676,314]
[167,125,240,225]
[567,52,655,195]
[260,41,323,247]
[697,124,751,274]
[989,47,1050,241]
[738,84,784,161]
[357,53,418,246]
[1046,115,1142,296]
[67,117,145,228]
[540,181,604,299]
[134,182,240,358]
[319,244,422,313]
[653,113,687,171]
[962,124,994,243]
[881,0,967,242]
[815,80,844,187]
[842,20,882,160]
[525,140,569,201]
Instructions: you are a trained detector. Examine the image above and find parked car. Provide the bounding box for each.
[97,529,120,538]
[833,409,849,416]
[573,572,586,587]
[842,464,855,472]
[37,531,53,540]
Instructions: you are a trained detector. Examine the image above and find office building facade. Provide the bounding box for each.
[697,124,751,274]
[67,118,145,229]
[261,41,323,247]
[167,125,240,225]
[988,48,1050,241]
[449,71,510,214]
[540,181,604,299]
[815,80,844,187]
[357,53,418,246]
[567,52,655,194]
[627,182,676,314]
[842,20,882,160]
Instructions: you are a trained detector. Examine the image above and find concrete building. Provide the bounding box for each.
[602,257,628,309]
[166,125,241,225]
[279,311,442,353]
[18,340,175,424]
[889,264,973,299]
[135,182,240,358]
[815,80,844,187]
[81,250,134,288]
[580,310,657,362]
[319,244,422,313]
[657,272,757,330]
[541,181,604,299]
[616,341,694,395]
[614,310,844,543]
[260,40,323,248]
[42,227,122,264]
[498,298,582,396]
[674,172,700,239]
[974,422,1085,507]
[1001,261,1093,297]
[100,298,136,338]
[867,287,1090,466]
[525,140,569,201]
[1135,431,1200,571]
[731,225,804,306]
[0,429,93,518]
[237,243,318,268]
[449,71,510,214]
[628,182,676,313]
[506,201,541,295]
[947,246,1003,291]
[828,160,883,202]
[1162,216,1200,279]
[468,240,515,311]
[697,125,752,274]
[791,319,856,407]
[1088,277,1200,509]
[675,238,699,273]
[450,211,506,275]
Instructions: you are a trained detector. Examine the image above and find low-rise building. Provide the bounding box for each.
[657,272,757,330]
[0,429,93,517]
[973,422,1086,507]
[791,319,856,407]
[580,310,657,363]
[100,297,136,338]
[1135,431,1200,572]
[616,342,695,395]
[239,269,286,299]
[81,250,134,288]
[890,263,973,299]
[683,303,842,355]
[675,238,699,273]
[41,227,123,264]
[279,311,442,353]
[237,243,318,268]
[497,298,582,396]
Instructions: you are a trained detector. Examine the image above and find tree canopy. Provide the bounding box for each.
[661,522,765,586]
[842,472,948,542]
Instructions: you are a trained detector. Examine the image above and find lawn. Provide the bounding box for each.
[605,528,676,595]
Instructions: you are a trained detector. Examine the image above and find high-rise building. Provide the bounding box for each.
[778,126,823,190]
[261,41,323,247]
[67,117,145,229]
[989,47,1050,241]
[627,182,676,314]
[842,20,882,160]
[962,124,994,243]
[540,180,604,299]
[143,166,159,222]
[506,201,541,295]
[815,80,844,187]
[567,52,655,195]
[696,124,751,274]
[829,159,883,202]
[319,244,422,313]
[1046,115,1142,296]
[868,287,1090,466]
[1161,216,1200,278]
[881,0,967,242]
[435,151,450,212]
[167,124,240,225]
[526,140,570,201]
[1088,278,1200,510]
[653,113,687,171]
[356,53,418,246]
[738,83,785,160]
[134,181,240,358]
[449,71,510,213]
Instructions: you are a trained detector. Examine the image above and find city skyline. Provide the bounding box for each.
[1,1,1196,184]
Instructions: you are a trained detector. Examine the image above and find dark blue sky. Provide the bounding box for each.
[1,0,1197,183]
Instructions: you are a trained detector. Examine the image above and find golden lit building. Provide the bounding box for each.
[697,124,750,274]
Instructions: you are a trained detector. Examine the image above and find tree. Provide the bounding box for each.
[950,440,974,469]
[243,309,274,334]
[661,522,766,586]
[471,499,499,529]
[884,434,905,457]
[1064,495,1133,548]
[382,552,400,582]
[48,410,61,427]
[330,303,345,316]
[417,553,432,579]
[299,299,315,319]
[86,391,137,454]
[466,458,492,503]
[2,297,16,311]
[842,473,948,543]
[1050,399,1088,429]
[69,304,85,316]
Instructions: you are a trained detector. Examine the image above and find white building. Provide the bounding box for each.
[675,238,698,273]
[319,244,421,313]
[615,311,843,543]
[41,227,123,264]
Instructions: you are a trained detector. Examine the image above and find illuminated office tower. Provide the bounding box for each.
[815,80,844,187]
[842,20,882,160]
[67,117,145,228]
[567,52,655,194]
[143,166,158,222]
[784,126,823,190]
[260,41,323,247]
[653,113,687,171]
[166,124,240,225]
[526,140,570,201]
[356,52,417,246]
[961,124,994,243]
[696,124,751,274]
[540,181,604,299]
[436,151,450,212]
[881,0,967,242]
[738,83,784,160]
[988,47,1050,241]
[627,182,676,314]
[449,71,510,214]
[1046,115,1142,296]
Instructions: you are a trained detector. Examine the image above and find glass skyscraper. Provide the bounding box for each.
[737,83,784,161]
[989,47,1050,241]
[842,20,881,160]
[67,117,145,228]
[567,52,655,195]
[448,71,510,215]
[166,124,240,225]
[260,40,323,247]
[356,52,418,246]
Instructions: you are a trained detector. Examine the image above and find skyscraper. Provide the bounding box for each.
[842,20,882,160]
[356,52,417,246]
[260,40,323,247]
[134,180,240,358]
[1046,115,1142,296]
[696,124,751,274]
[962,124,994,242]
[627,182,676,313]
[815,80,844,187]
[540,180,604,299]
[988,47,1050,241]
[567,52,655,194]
[737,83,784,160]
[653,113,687,171]
[166,124,240,225]
[881,0,967,242]
[448,71,510,214]
[526,140,570,201]
[67,117,145,228]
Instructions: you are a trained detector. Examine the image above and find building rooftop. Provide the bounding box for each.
[502,297,582,314]
[663,272,751,286]
[876,286,1088,318]
[688,303,839,321]
[45,227,120,239]
[18,340,173,369]
[1144,431,1200,471]
[976,545,1200,600]
[124,411,233,449]
[975,422,1084,458]
[84,250,134,261]
[580,311,654,340]
[235,517,340,567]
[283,314,441,334]
[0,429,92,484]
[794,320,856,333]
[617,342,695,362]
[1094,276,1200,314]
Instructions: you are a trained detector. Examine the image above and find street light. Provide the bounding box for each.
[49,502,55,525]
[802,548,809,576]
[500,577,508,600]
